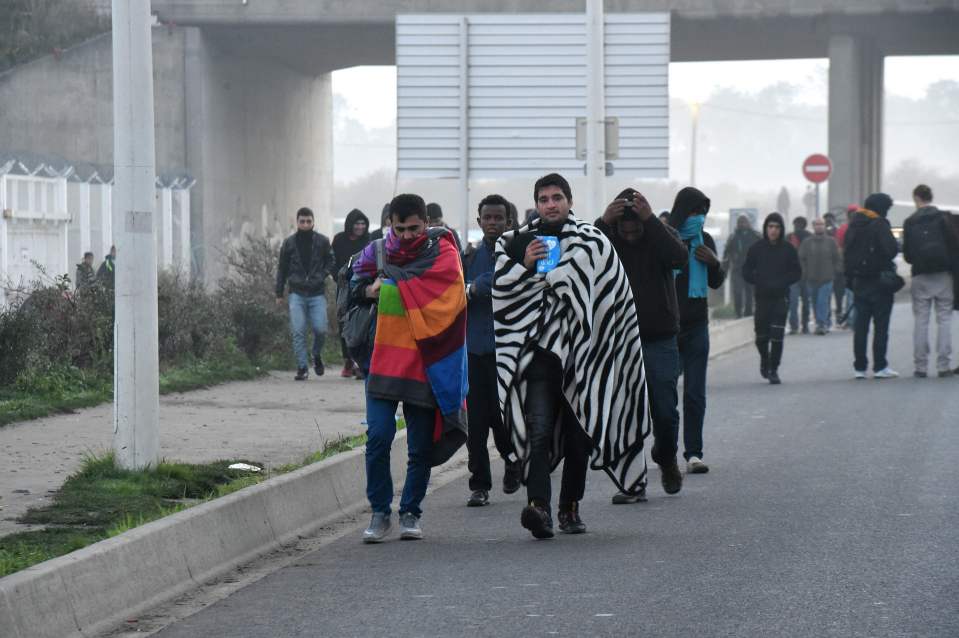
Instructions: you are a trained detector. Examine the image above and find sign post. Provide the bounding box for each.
[802,153,832,219]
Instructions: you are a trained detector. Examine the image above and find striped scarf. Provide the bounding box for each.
[492,215,651,494]
[362,228,468,466]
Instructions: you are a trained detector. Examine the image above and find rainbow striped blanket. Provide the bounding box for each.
[361,228,468,466]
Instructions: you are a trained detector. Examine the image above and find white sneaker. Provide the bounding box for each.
[854,370,867,380]
[874,367,899,379]
[686,457,709,474]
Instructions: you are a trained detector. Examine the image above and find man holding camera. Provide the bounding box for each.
[596,189,689,502]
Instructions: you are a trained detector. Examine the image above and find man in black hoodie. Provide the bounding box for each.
[275,207,336,380]
[597,188,688,501]
[743,213,802,385]
[332,208,371,378]
[844,193,900,379]
[669,187,726,475]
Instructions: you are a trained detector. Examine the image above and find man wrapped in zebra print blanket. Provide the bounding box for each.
[492,173,651,540]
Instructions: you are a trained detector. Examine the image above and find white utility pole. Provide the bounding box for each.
[585,0,607,219]
[111,0,159,469]
[458,16,471,243]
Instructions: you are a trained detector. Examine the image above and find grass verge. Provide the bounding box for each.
[0,419,402,578]
[0,357,266,428]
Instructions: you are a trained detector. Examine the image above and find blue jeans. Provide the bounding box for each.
[809,281,834,329]
[365,389,435,517]
[288,292,328,370]
[788,281,809,331]
[678,323,709,461]
[641,337,681,461]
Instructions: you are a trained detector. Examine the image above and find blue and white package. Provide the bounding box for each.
[536,236,562,273]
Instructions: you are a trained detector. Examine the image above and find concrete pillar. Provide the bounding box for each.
[160,187,174,268]
[79,182,91,254]
[101,184,113,256]
[828,34,884,210]
[175,188,191,271]
[0,177,7,306]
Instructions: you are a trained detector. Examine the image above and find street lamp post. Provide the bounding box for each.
[689,101,701,187]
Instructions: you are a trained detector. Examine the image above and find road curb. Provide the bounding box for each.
[0,320,752,638]
[0,431,412,638]
[709,316,754,357]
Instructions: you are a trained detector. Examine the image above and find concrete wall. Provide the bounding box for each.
[184,29,333,281]
[0,29,187,174]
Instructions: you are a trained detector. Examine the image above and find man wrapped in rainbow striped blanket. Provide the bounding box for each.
[350,194,468,543]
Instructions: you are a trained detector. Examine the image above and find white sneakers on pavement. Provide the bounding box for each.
[874,367,899,379]
[854,370,867,380]
[686,457,709,474]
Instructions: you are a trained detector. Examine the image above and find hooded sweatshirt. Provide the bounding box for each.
[742,212,802,298]
[332,208,372,272]
[843,193,899,281]
[595,189,689,341]
[668,187,725,329]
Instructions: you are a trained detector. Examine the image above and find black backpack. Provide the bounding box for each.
[845,220,884,278]
[338,239,385,358]
[907,210,951,273]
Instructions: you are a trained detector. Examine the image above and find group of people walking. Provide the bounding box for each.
[273,176,957,544]
[725,185,959,384]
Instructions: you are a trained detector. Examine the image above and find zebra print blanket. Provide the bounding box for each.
[492,214,650,494]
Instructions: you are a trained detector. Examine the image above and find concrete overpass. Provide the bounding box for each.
[150,0,958,249]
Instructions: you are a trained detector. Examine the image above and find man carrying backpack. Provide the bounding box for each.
[844,193,900,380]
[903,184,958,378]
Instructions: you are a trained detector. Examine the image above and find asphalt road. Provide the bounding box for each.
[156,307,959,638]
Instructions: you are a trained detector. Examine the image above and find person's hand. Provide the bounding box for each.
[366,278,383,299]
[602,198,627,225]
[632,193,653,221]
[275,296,284,307]
[523,239,548,270]
[694,245,720,267]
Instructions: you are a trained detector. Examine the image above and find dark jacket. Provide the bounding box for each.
[595,215,688,341]
[902,205,957,276]
[667,187,726,328]
[743,213,802,299]
[798,234,842,284]
[96,256,115,289]
[332,209,371,273]
[844,194,899,284]
[723,227,761,274]
[463,239,497,355]
[275,230,335,297]
[75,263,96,290]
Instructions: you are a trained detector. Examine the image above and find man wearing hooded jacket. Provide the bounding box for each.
[332,208,371,378]
[743,213,802,385]
[844,193,900,379]
[668,187,725,475]
[597,188,688,500]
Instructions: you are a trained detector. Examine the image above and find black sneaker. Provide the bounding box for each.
[611,487,647,504]
[658,458,683,495]
[768,370,781,385]
[294,367,308,381]
[502,460,522,495]
[760,361,769,379]
[557,502,586,534]
[467,490,489,507]
[520,502,554,539]
[314,359,325,377]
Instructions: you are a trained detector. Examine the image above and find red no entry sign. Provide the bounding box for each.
[803,154,832,183]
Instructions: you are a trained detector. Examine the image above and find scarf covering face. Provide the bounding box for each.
[493,214,651,494]
[353,227,468,466]
[676,214,708,298]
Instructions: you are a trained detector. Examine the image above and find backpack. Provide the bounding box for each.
[907,210,951,273]
[339,239,385,357]
[844,221,879,278]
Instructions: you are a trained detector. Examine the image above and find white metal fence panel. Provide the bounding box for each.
[396,13,670,179]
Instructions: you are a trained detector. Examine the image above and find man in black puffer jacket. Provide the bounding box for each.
[275,207,336,380]
[743,212,802,385]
